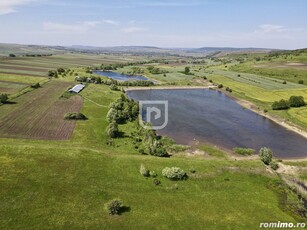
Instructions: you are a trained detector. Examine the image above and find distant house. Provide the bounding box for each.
[68,84,85,93]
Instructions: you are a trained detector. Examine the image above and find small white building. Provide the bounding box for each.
[68,84,85,93]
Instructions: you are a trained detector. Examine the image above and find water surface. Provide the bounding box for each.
[94,70,149,81]
[127,89,307,159]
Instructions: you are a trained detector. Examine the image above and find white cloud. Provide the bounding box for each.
[255,24,287,33]
[0,0,36,15]
[122,26,147,33]
[43,21,101,34]
[102,19,119,25]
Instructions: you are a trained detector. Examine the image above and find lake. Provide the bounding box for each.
[94,70,149,81]
[127,88,307,159]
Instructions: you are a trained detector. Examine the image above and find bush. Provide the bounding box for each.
[0,94,9,104]
[289,96,305,107]
[64,112,87,120]
[105,199,123,215]
[139,164,149,177]
[218,84,223,89]
[233,147,255,155]
[106,122,119,138]
[149,171,157,177]
[272,99,289,110]
[31,82,41,89]
[162,167,187,180]
[259,147,273,165]
[189,168,196,173]
[298,80,304,84]
[110,84,119,91]
[282,81,287,84]
[270,161,279,170]
[153,179,161,186]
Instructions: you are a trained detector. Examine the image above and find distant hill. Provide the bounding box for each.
[0,43,280,57]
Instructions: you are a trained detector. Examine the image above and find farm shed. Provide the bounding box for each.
[68,84,85,93]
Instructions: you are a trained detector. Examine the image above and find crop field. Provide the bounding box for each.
[0,53,147,77]
[206,69,305,90]
[0,80,83,140]
[230,62,307,85]
[0,80,28,94]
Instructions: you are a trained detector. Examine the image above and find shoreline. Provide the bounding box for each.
[226,92,307,140]
[125,85,307,160]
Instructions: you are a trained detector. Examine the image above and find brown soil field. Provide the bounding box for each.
[0,80,83,140]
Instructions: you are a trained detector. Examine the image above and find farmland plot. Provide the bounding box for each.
[0,81,83,140]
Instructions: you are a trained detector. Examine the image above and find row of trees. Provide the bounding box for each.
[76,75,154,87]
[272,96,305,110]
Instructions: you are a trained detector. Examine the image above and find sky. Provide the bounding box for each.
[0,0,307,49]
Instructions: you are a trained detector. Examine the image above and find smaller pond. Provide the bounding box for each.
[94,70,149,81]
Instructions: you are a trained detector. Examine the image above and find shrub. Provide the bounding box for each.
[282,81,287,84]
[106,122,119,138]
[31,82,41,89]
[64,112,87,120]
[105,199,123,215]
[259,147,273,165]
[139,164,150,177]
[162,167,187,180]
[0,94,9,104]
[189,168,196,173]
[110,84,119,91]
[218,84,223,89]
[272,99,289,110]
[233,147,255,155]
[298,80,304,84]
[153,179,161,186]
[270,161,279,170]
[289,96,305,107]
[149,171,157,177]
[184,66,190,74]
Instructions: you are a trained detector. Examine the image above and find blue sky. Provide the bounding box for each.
[0,0,307,49]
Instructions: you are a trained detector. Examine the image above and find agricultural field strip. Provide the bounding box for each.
[0,68,47,75]
[0,64,51,72]
[0,81,79,139]
[0,71,44,77]
[0,81,28,93]
[209,69,305,90]
[0,74,47,84]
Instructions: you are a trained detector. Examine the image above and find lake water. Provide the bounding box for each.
[94,70,149,81]
[127,89,307,159]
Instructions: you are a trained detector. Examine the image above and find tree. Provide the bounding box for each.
[105,199,123,215]
[289,96,305,107]
[272,99,289,110]
[184,66,190,75]
[298,80,304,84]
[57,68,65,74]
[9,54,16,57]
[0,94,8,104]
[259,147,273,165]
[106,122,119,138]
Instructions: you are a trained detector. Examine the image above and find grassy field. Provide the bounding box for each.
[0,83,305,229]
